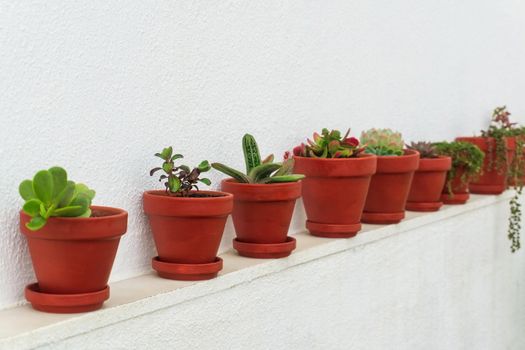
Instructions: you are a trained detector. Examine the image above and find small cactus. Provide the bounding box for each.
[406,141,439,158]
[360,128,404,156]
[212,134,305,184]
[293,128,366,158]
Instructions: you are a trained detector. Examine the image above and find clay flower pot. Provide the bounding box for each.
[440,168,472,204]
[143,190,233,280]
[293,154,377,238]
[362,150,420,224]
[406,156,452,211]
[455,137,515,194]
[20,206,128,313]
[220,179,301,258]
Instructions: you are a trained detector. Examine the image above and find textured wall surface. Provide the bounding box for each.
[1,0,525,309]
[36,201,525,350]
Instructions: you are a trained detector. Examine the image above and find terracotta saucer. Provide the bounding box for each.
[361,211,405,225]
[233,236,296,259]
[441,192,469,205]
[306,220,361,238]
[25,283,109,314]
[406,201,443,212]
[152,257,223,281]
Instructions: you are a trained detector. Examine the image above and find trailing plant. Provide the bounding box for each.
[212,134,304,184]
[19,167,96,231]
[406,141,439,158]
[433,141,484,195]
[292,128,366,158]
[480,106,524,252]
[150,146,212,197]
[360,128,404,156]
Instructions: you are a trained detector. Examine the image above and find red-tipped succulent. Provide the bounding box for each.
[293,129,366,158]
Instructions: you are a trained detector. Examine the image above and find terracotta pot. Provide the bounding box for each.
[220,179,301,258]
[406,156,452,211]
[362,150,420,224]
[441,168,471,204]
[455,136,515,194]
[143,190,233,280]
[20,206,128,313]
[293,154,377,238]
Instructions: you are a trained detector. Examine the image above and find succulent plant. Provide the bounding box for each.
[19,167,96,231]
[212,134,305,184]
[360,128,404,156]
[406,141,439,158]
[150,146,212,197]
[292,128,366,158]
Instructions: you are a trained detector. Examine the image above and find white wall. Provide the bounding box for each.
[1,0,525,309]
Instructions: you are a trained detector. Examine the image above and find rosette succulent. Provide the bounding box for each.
[360,128,404,156]
[212,134,304,183]
[293,128,366,158]
[406,141,439,158]
[19,167,96,231]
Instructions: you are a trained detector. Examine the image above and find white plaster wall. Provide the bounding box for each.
[36,200,525,350]
[1,0,525,309]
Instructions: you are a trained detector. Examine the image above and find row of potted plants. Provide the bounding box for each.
[17,106,523,314]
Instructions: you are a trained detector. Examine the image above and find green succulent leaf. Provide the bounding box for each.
[53,205,86,217]
[179,165,191,173]
[49,167,67,198]
[168,176,181,192]
[242,134,262,174]
[171,154,183,161]
[26,216,47,231]
[199,178,211,186]
[212,163,251,183]
[19,180,36,200]
[274,158,294,176]
[263,174,305,183]
[23,199,42,217]
[75,183,96,200]
[32,170,54,205]
[250,163,282,183]
[163,162,174,173]
[198,160,211,172]
[57,181,76,207]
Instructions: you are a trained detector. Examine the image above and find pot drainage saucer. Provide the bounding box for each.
[233,236,296,259]
[152,257,223,281]
[441,192,469,205]
[306,220,361,238]
[406,201,443,212]
[361,211,405,225]
[25,283,109,314]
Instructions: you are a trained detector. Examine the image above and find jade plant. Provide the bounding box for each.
[480,106,524,252]
[292,128,366,158]
[433,141,485,195]
[212,134,304,183]
[150,146,212,196]
[406,141,439,158]
[360,128,404,156]
[19,167,96,231]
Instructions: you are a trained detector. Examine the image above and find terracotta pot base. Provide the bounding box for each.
[469,183,506,195]
[361,211,405,225]
[306,220,361,238]
[441,192,469,205]
[152,257,223,281]
[25,283,109,314]
[233,237,296,259]
[406,201,443,212]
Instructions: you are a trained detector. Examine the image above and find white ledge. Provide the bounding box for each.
[0,192,514,350]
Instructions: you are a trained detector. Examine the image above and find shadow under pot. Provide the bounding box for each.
[406,156,451,212]
[293,154,377,238]
[20,206,128,313]
[220,179,301,259]
[361,150,420,224]
[143,190,233,281]
[441,167,471,205]
[455,136,515,195]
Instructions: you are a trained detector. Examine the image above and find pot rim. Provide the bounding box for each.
[416,156,452,171]
[221,178,301,202]
[144,189,233,201]
[143,190,233,217]
[293,152,376,162]
[375,149,420,173]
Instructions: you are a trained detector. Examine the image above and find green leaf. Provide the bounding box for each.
[26,216,47,231]
[199,178,211,186]
[179,165,191,173]
[198,160,211,172]
[75,183,95,200]
[212,163,251,183]
[163,162,173,173]
[48,167,67,198]
[79,208,92,218]
[32,170,54,205]
[168,176,181,192]
[274,158,294,176]
[171,154,183,161]
[242,134,261,174]
[263,174,305,183]
[249,163,282,183]
[19,180,36,200]
[23,199,42,217]
[161,147,173,160]
[53,205,85,217]
[57,181,76,207]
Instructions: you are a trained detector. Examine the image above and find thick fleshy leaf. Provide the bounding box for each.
[161,147,173,160]
[19,180,35,200]
[57,181,76,207]
[211,163,251,183]
[274,158,294,176]
[53,205,85,217]
[75,183,96,200]
[171,154,183,161]
[23,199,42,217]
[250,163,282,183]
[48,167,67,198]
[179,165,191,173]
[163,162,173,173]
[198,160,211,172]
[263,174,305,183]
[26,216,47,231]
[168,176,181,192]
[32,170,53,205]
[199,178,211,186]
